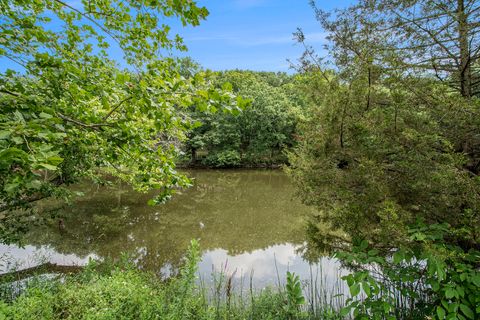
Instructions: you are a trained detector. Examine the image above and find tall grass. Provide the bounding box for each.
[0,240,346,320]
[1,241,441,319]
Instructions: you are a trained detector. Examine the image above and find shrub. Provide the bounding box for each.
[203,150,241,168]
[338,222,480,320]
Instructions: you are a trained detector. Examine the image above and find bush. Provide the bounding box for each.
[203,150,241,168]
[338,222,480,320]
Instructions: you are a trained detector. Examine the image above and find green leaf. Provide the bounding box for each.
[340,306,351,317]
[38,163,57,170]
[393,250,404,264]
[0,131,10,139]
[437,264,446,281]
[47,156,64,165]
[359,240,368,251]
[12,136,23,144]
[4,182,19,194]
[363,282,371,296]
[459,304,474,319]
[437,306,446,319]
[383,302,392,313]
[221,82,233,91]
[39,112,53,119]
[445,287,458,299]
[472,275,480,287]
[349,283,361,297]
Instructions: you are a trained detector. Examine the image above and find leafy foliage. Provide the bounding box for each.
[186,70,305,167]
[0,0,244,243]
[288,72,480,252]
[285,271,306,317]
[338,223,480,320]
[309,0,480,98]
[288,0,480,318]
[290,0,480,252]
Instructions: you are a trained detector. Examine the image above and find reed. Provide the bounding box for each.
[0,241,437,319]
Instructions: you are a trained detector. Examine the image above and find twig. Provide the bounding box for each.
[103,96,132,120]
[57,113,112,130]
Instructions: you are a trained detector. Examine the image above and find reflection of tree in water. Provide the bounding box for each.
[25,170,313,275]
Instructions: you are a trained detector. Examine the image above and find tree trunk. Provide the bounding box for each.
[458,0,472,98]
[191,147,196,163]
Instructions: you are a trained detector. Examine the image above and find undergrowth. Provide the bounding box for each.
[0,240,344,320]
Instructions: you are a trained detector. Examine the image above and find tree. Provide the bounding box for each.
[289,2,480,317]
[0,0,242,243]
[290,0,480,252]
[309,0,480,97]
[186,70,303,167]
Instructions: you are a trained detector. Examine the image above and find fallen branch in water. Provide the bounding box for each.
[0,263,83,282]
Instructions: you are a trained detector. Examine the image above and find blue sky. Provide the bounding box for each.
[173,0,352,72]
[1,0,353,73]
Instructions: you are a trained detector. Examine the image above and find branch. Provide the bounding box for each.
[0,176,66,213]
[3,54,28,69]
[0,194,47,213]
[103,96,132,120]
[391,10,460,67]
[0,263,83,282]
[0,89,20,97]
[293,28,331,84]
[52,0,121,46]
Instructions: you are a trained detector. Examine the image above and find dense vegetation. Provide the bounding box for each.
[287,0,480,318]
[1,0,480,319]
[0,0,245,243]
[183,70,305,167]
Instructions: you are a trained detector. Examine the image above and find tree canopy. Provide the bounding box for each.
[309,0,480,97]
[288,0,480,318]
[0,0,244,243]
[185,70,305,167]
[290,0,480,253]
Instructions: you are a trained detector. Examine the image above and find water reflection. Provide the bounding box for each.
[1,170,346,289]
[199,243,347,289]
[0,244,97,273]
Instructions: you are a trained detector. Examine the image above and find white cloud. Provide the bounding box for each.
[198,243,299,279]
[0,244,98,273]
[197,243,350,291]
[186,32,326,47]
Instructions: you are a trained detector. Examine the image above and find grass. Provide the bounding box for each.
[0,241,346,320]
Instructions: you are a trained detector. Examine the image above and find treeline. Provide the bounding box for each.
[180,67,308,168]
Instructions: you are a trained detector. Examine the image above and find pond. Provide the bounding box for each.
[0,170,347,292]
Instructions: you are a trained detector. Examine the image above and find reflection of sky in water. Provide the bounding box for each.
[198,243,348,291]
[1,243,347,292]
[0,242,350,305]
[0,244,98,273]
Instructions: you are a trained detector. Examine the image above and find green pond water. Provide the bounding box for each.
[1,170,346,288]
